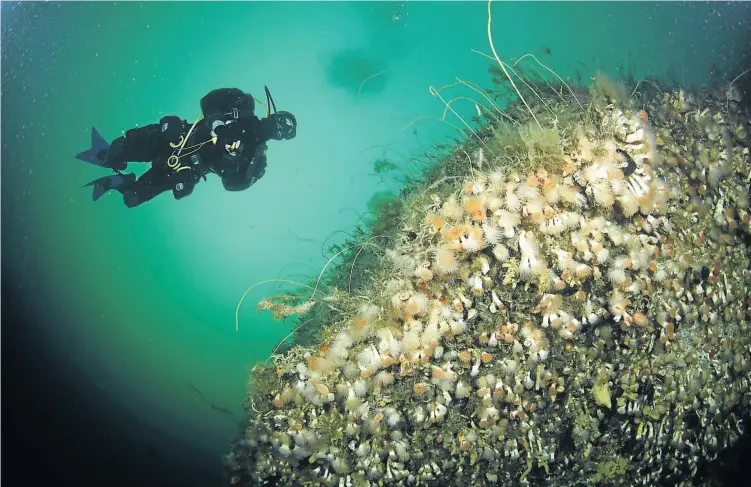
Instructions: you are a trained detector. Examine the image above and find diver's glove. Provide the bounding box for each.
[263,111,297,141]
[214,122,247,157]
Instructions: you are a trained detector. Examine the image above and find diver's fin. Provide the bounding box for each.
[76,127,110,167]
[83,173,135,201]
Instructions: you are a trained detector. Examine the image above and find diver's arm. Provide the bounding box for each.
[221,176,252,192]
[221,165,265,192]
[221,147,267,192]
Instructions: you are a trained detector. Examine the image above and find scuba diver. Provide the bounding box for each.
[75,87,297,207]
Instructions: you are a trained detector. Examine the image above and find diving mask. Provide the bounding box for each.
[270,111,297,140]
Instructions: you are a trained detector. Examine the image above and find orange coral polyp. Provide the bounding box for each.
[526,173,539,188]
[464,197,486,221]
[425,213,446,230]
[441,226,465,241]
[352,316,368,330]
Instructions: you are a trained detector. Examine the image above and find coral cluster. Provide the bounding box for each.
[224,73,751,487]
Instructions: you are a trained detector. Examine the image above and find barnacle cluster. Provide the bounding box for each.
[224,54,751,487]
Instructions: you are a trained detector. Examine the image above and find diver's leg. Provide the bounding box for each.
[118,167,172,208]
[103,124,168,170]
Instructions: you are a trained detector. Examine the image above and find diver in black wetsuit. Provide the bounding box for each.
[75,87,297,207]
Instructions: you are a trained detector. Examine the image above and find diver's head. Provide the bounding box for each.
[268,111,297,140]
[260,85,296,141]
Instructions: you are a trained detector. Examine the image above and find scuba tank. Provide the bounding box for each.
[200,88,257,137]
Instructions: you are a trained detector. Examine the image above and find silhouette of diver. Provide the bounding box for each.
[76,87,296,207]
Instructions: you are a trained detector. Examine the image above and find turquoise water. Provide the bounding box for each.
[2,1,749,485]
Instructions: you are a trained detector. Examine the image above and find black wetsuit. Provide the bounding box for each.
[103,89,276,207]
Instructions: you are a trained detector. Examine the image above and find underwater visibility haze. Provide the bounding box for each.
[2,1,751,487]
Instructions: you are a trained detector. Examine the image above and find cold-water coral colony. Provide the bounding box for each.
[226,50,751,487]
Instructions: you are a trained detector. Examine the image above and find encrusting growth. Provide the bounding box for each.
[225,3,751,486]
